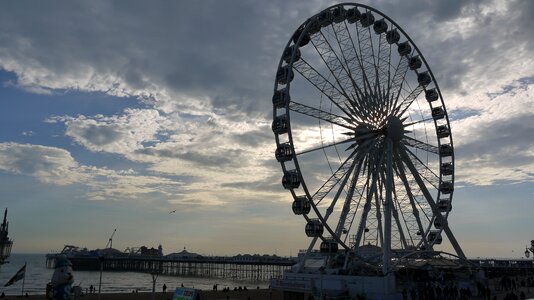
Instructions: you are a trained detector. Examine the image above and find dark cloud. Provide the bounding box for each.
[455,113,533,164]
[231,129,272,148]
[375,0,485,22]
[0,0,532,189]
[221,174,283,194]
[75,124,123,146]
[137,147,241,167]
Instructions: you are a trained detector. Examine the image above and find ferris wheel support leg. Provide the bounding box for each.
[383,140,393,275]
[394,158,430,249]
[354,147,386,249]
[298,236,320,273]
[399,146,466,260]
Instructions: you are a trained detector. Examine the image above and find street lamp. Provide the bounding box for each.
[98,255,104,300]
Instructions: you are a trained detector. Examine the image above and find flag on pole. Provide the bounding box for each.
[4,263,26,287]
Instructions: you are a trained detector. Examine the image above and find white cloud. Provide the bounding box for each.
[48,108,170,154]
[0,142,85,185]
[0,142,186,203]
[0,0,533,257]
[451,83,534,185]
[0,0,531,199]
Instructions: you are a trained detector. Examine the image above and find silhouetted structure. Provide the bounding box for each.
[46,246,295,281]
[0,208,13,266]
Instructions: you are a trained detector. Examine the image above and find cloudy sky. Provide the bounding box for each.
[0,0,532,258]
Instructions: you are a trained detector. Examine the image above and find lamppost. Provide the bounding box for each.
[98,255,104,300]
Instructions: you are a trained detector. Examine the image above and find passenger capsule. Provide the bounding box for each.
[272,115,289,134]
[360,11,375,28]
[438,199,452,212]
[439,144,453,157]
[276,66,294,85]
[283,45,301,63]
[440,162,454,176]
[386,29,400,44]
[275,143,293,162]
[346,7,361,23]
[292,196,311,215]
[431,107,445,120]
[307,19,321,35]
[373,19,388,34]
[428,230,442,244]
[282,170,300,189]
[292,28,310,47]
[305,219,324,237]
[332,6,346,23]
[398,41,412,56]
[272,88,290,109]
[409,56,422,70]
[437,125,450,138]
[417,71,432,86]
[439,181,454,194]
[317,10,333,27]
[320,239,338,253]
[425,88,439,102]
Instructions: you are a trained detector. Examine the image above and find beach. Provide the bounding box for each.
[1,286,534,300]
[0,289,283,300]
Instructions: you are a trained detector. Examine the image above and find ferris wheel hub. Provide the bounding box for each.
[385,115,404,142]
[354,123,376,146]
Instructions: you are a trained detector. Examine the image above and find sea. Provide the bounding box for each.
[0,254,269,295]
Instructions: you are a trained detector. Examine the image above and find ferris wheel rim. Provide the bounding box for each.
[272,3,459,257]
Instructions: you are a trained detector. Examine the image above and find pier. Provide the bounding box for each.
[46,253,296,281]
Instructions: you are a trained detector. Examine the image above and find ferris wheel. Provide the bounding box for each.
[272,3,465,269]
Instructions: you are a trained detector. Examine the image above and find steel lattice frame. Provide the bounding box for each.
[272,3,465,272]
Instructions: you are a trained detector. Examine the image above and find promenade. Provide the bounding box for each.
[1,288,283,300]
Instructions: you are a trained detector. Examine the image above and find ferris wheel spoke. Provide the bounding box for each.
[330,21,374,121]
[379,157,408,251]
[398,145,466,259]
[354,144,386,249]
[386,55,410,116]
[394,185,423,248]
[403,146,440,189]
[391,187,410,249]
[358,24,386,124]
[340,155,371,244]
[372,164,385,248]
[293,59,357,119]
[296,138,354,156]
[392,84,425,118]
[354,16,377,94]
[311,151,357,206]
[322,158,357,224]
[311,29,357,104]
[402,136,439,154]
[289,100,355,130]
[313,137,377,207]
[381,139,394,269]
[396,157,433,225]
[403,117,433,127]
[376,33,393,115]
[334,157,365,237]
[393,155,430,249]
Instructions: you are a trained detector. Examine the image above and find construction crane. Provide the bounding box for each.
[105,229,117,249]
